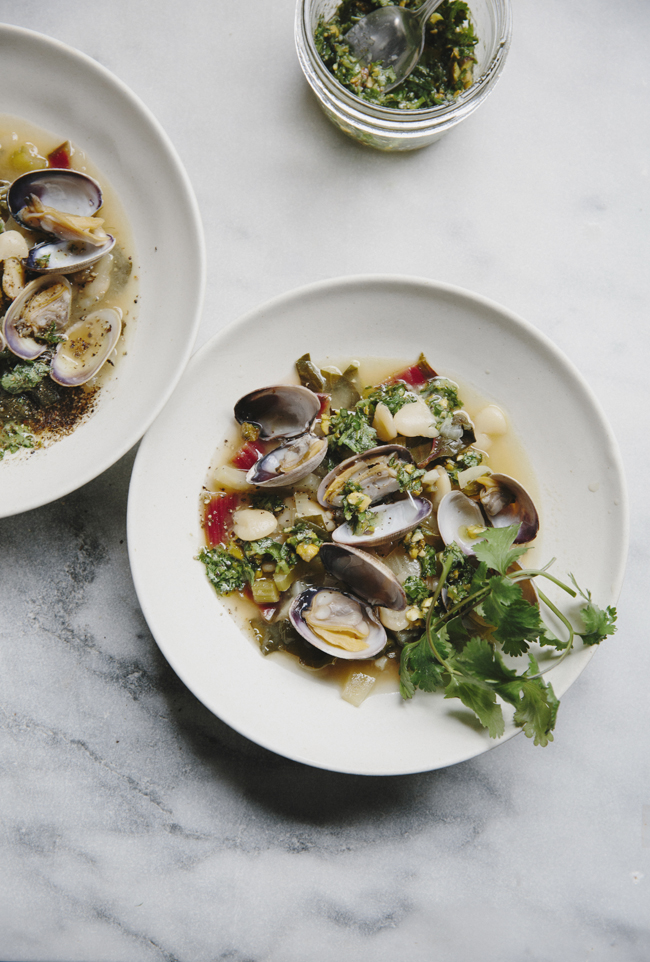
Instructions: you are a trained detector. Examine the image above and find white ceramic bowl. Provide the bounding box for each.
[0,25,205,517]
[128,276,628,775]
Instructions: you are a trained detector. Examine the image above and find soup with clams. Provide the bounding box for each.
[0,116,138,460]
[198,353,617,748]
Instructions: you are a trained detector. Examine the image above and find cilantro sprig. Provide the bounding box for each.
[399,525,617,746]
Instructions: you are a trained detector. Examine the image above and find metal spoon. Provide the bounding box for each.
[343,0,446,92]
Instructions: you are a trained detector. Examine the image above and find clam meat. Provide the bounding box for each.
[317,444,415,509]
[290,587,387,660]
[246,433,328,487]
[7,168,114,271]
[477,473,539,544]
[3,274,72,361]
[50,307,122,387]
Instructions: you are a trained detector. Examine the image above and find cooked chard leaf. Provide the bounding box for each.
[296,352,325,393]
[250,618,335,669]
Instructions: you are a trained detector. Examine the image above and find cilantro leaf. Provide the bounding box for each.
[480,576,544,656]
[399,629,451,698]
[473,524,529,575]
[444,676,505,739]
[580,602,617,646]
[512,659,560,746]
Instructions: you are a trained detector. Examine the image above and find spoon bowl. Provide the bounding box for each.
[344,0,445,92]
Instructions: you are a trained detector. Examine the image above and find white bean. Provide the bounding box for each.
[232,508,278,541]
[393,398,439,438]
[474,404,507,437]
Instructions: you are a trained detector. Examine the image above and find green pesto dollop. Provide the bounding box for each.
[314,0,478,110]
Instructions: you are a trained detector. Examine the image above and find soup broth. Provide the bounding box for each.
[0,115,138,457]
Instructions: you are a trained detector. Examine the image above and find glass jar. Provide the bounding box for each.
[295,0,512,151]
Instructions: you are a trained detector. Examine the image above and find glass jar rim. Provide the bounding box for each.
[299,0,512,125]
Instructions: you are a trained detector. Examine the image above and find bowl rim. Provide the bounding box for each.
[0,23,206,517]
[128,272,629,775]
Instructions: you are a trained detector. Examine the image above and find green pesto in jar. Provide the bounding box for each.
[314,0,478,109]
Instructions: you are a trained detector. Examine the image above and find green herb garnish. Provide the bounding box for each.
[399,525,617,746]
[198,546,255,595]
[1,360,51,395]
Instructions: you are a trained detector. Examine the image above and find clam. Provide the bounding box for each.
[319,542,406,610]
[317,444,415,509]
[25,234,116,274]
[289,586,387,660]
[438,474,539,556]
[3,274,72,360]
[332,495,432,548]
[431,411,476,460]
[246,433,328,487]
[234,384,321,440]
[7,169,114,270]
[477,473,539,544]
[50,307,122,387]
[437,491,486,556]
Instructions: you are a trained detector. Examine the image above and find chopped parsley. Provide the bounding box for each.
[422,376,462,413]
[358,382,419,419]
[198,546,255,595]
[340,480,377,535]
[1,360,51,395]
[389,456,425,494]
[250,491,286,515]
[325,407,378,456]
[0,421,35,459]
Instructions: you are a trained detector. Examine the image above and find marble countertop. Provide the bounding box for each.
[1,1,649,959]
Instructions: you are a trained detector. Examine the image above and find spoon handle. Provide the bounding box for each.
[414,0,446,26]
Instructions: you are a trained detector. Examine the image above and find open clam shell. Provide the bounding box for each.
[25,234,116,274]
[7,169,103,229]
[234,385,321,441]
[317,444,415,509]
[289,586,387,661]
[246,433,328,487]
[478,473,539,544]
[319,542,407,611]
[332,495,432,548]
[437,490,486,556]
[3,274,72,360]
[50,307,122,387]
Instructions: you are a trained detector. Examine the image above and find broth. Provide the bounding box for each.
[0,115,138,454]
[200,354,542,701]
